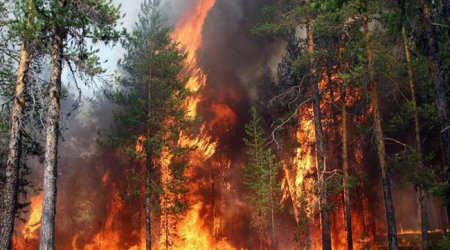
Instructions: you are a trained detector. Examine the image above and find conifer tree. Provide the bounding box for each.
[38,1,122,249]
[419,0,450,176]
[106,1,192,248]
[243,107,281,249]
[0,1,42,248]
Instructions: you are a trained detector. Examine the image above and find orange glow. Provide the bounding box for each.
[83,190,123,250]
[23,194,43,241]
[135,135,146,154]
[172,203,234,250]
[170,0,215,67]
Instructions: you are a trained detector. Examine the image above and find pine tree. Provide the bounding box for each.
[39,1,122,249]
[0,1,41,248]
[106,1,192,248]
[419,0,450,178]
[243,107,281,249]
[399,3,428,247]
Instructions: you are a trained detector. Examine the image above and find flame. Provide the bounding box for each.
[13,194,42,249]
[170,0,215,68]
[282,72,378,249]
[169,0,237,248]
[23,194,43,240]
[172,203,234,250]
[83,189,123,250]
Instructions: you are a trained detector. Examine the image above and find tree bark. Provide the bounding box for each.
[401,25,429,250]
[145,143,152,250]
[363,15,398,250]
[305,216,311,250]
[341,91,353,250]
[269,160,275,250]
[146,84,153,250]
[0,35,31,250]
[39,15,65,250]
[305,19,332,250]
[420,0,450,175]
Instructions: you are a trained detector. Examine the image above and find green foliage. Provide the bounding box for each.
[105,0,193,243]
[243,107,282,235]
[389,149,438,188]
[430,182,450,206]
[33,0,125,80]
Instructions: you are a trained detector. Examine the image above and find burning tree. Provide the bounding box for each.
[106,0,194,249]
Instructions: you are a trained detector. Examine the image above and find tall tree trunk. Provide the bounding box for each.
[401,25,429,250]
[146,83,153,250]
[269,160,275,250]
[305,216,311,250]
[0,36,31,250]
[362,15,398,250]
[40,11,66,249]
[305,19,332,250]
[341,90,353,250]
[145,144,152,250]
[420,0,450,174]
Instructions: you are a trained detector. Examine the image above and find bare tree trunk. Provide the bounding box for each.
[269,161,275,250]
[305,217,311,250]
[40,11,66,249]
[146,81,153,250]
[420,0,450,175]
[363,15,398,250]
[401,25,429,250]
[306,19,332,250]
[145,145,152,250]
[341,91,353,250]
[0,37,31,250]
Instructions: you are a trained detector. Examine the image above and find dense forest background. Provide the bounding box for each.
[0,0,449,249]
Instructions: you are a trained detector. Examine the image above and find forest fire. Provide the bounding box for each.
[169,0,237,248]
[22,195,42,241]
[4,0,450,249]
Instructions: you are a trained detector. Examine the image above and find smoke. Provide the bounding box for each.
[18,0,290,248]
[16,0,450,249]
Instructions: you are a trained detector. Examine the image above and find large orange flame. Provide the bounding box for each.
[169,0,236,249]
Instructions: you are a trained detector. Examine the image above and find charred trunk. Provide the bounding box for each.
[306,19,332,250]
[146,76,153,250]
[401,25,429,249]
[420,0,450,175]
[341,91,353,250]
[363,15,398,250]
[269,160,275,250]
[145,145,152,250]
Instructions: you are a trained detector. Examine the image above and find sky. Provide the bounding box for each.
[79,0,184,97]
[80,0,143,97]
[97,0,142,75]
